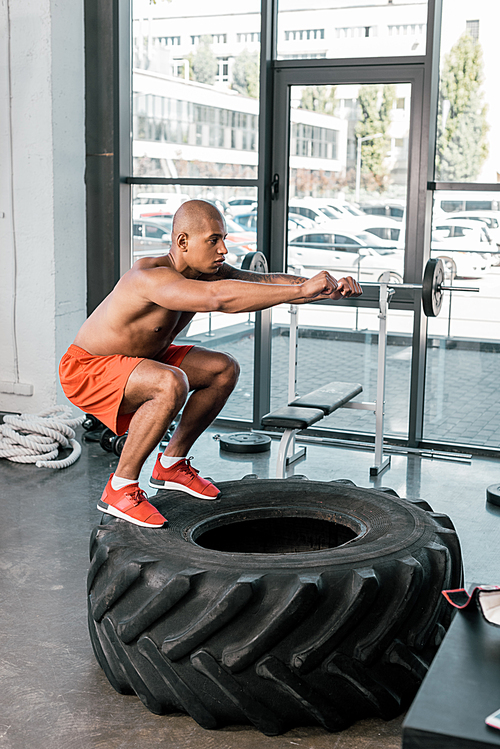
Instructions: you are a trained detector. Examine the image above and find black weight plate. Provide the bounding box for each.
[100,427,117,452]
[422,258,444,317]
[241,251,269,274]
[219,432,272,453]
[82,414,102,431]
[113,434,127,456]
[83,428,105,443]
[486,483,500,507]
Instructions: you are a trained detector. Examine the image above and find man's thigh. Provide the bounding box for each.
[178,346,235,391]
[120,358,184,414]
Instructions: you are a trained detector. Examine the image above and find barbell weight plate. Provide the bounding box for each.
[486,484,500,507]
[219,432,272,453]
[100,427,117,452]
[422,257,444,317]
[241,251,269,274]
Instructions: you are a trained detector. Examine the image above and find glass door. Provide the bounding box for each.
[269,65,424,441]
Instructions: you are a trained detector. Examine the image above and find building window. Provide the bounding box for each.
[396,97,406,110]
[191,33,226,45]
[133,94,258,153]
[156,36,181,46]
[335,26,377,38]
[284,29,325,42]
[466,20,480,39]
[388,24,426,36]
[292,123,338,160]
[237,32,260,43]
[217,58,230,83]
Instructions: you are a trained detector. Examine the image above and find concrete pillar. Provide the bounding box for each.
[0,0,86,414]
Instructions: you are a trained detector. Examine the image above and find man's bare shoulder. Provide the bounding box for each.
[124,257,182,287]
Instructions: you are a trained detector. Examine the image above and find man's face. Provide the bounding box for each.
[184,216,228,274]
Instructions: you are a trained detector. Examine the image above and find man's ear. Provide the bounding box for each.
[176,232,188,252]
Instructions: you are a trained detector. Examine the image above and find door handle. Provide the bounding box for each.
[271,173,279,200]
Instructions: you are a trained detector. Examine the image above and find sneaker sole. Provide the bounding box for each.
[97,500,167,529]
[149,477,220,500]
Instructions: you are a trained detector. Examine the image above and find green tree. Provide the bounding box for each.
[232,50,260,98]
[355,84,396,192]
[299,85,337,115]
[436,33,489,181]
[192,35,218,86]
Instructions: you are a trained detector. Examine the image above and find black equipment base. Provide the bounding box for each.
[402,605,500,748]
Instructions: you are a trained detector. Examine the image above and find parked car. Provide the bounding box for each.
[311,198,366,219]
[287,227,404,283]
[133,219,172,260]
[132,192,189,220]
[433,191,500,217]
[440,211,500,247]
[288,199,337,225]
[358,201,406,221]
[235,210,315,232]
[326,216,403,247]
[431,220,492,278]
[227,197,257,216]
[223,217,257,259]
[133,216,256,268]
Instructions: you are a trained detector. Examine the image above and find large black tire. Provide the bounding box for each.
[87,477,462,735]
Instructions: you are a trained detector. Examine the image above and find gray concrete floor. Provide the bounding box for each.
[1,426,499,749]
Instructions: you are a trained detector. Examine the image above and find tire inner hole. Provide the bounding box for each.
[194,515,360,554]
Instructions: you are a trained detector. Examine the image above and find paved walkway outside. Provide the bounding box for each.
[198,326,500,449]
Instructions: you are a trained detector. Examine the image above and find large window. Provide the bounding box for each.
[132,0,261,179]
[435,0,500,184]
[422,0,500,449]
[277,0,428,60]
[116,0,500,453]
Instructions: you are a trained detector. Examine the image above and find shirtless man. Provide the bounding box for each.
[59,200,362,529]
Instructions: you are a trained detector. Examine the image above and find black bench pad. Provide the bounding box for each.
[290,381,362,415]
[261,406,325,429]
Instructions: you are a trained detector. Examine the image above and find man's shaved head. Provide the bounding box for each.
[172,199,224,239]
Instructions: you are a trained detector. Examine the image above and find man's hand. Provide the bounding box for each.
[330,275,363,300]
[296,272,362,302]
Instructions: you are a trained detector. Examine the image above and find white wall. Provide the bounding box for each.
[0,0,86,414]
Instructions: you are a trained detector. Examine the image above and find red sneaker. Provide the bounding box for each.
[149,455,220,499]
[97,475,167,528]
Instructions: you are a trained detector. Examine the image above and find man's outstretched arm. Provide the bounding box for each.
[211,264,308,286]
[210,262,362,300]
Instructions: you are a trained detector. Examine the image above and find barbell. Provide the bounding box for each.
[243,252,480,318]
[363,257,479,317]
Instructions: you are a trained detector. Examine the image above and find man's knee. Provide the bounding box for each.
[218,352,240,387]
[157,366,189,404]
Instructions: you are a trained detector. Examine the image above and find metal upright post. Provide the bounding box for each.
[287,304,299,462]
[371,280,392,475]
[288,305,298,403]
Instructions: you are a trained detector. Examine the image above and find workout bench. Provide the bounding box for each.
[262,380,362,478]
[261,280,395,477]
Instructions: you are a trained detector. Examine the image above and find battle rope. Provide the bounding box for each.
[0,406,85,469]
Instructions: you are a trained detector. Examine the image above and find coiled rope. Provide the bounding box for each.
[0,406,85,469]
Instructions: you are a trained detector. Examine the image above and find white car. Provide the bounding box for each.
[288,199,341,225]
[358,200,406,221]
[132,192,190,220]
[287,227,404,283]
[299,197,365,220]
[440,211,500,247]
[322,216,403,248]
[431,219,492,278]
[227,197,258,216]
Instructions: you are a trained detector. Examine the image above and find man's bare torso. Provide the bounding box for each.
[73,255,200,360]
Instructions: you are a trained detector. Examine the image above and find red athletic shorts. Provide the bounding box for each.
[59,343,194,435]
